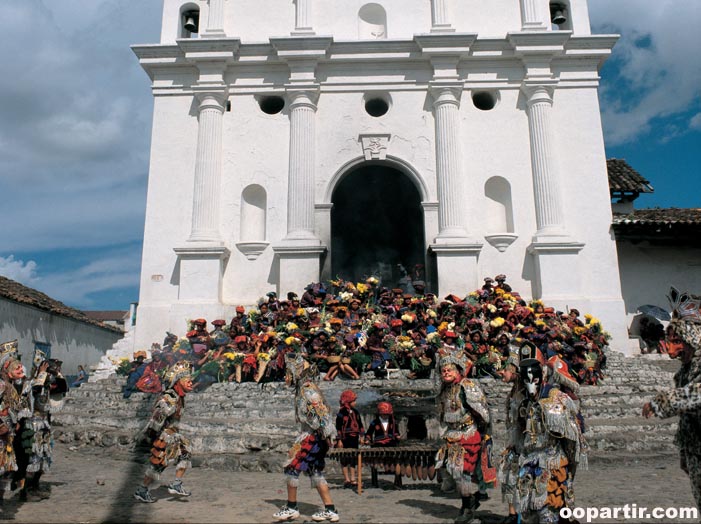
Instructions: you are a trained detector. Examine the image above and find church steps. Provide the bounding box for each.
[55,351,681,460]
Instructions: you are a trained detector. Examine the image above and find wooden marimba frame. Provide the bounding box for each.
[327,444,439,494]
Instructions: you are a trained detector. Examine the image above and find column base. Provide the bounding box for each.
[430,241,483,297]
[173,244,230,303]
[273,242,327,297]
[430,24,456,33]
[528,239,585,299]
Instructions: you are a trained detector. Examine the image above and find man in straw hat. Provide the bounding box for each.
[273,353,339,522]
[134,361,194,503]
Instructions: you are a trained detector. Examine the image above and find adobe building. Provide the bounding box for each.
[132,0,632,351]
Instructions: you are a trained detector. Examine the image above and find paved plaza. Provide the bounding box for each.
[0,446,696,523]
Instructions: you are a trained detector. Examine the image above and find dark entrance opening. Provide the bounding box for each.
[331,164,425,288]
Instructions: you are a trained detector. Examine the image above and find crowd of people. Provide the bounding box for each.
[0,340,68,504]
[116,274,610,396]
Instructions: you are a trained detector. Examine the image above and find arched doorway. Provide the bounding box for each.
[331,164,425,288]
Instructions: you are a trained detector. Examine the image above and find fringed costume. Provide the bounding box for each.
[435,351,495,523]
[647,287,701,510]
[273,353,339,522]
[283,362,335,487]
[499,342,587,524]
[144,388,192,480]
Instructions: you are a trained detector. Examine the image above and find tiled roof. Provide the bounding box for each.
[607,159,654,194]
[83,310,128,322]
[0,276,123,333]
[613,208,701,226]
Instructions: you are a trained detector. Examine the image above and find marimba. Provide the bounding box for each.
[327,444,439,494]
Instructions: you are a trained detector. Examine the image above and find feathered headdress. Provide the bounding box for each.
[164,361,192,388]
[0,340,19,371]
[667,287,701,350]
[284,352,318,384]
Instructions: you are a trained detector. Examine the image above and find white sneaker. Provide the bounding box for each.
[273,506,300,521]
[312,508,340,522]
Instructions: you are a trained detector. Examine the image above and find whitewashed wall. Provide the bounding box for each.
[618,242,701,329]
[0,299,123,376]
[133,0,630,352]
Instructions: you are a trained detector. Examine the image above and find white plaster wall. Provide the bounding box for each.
[618,242,701,325]
[0,299,123,376]
[136,0,622,349]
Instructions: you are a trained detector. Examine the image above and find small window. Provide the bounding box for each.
[258,96,285,115]
[364,93,391,117]
[34,341,52,359]
[472,91,498,111]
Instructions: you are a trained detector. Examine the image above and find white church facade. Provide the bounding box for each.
[133,0,632,351]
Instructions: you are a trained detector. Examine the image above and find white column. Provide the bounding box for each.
[189,93,225,242]
[285,89,318,240]
[520,0,548,30]
[293,0,314,34]
[524,85,566,237]
[431,0,454,32]
[430,85,468,240]
[203,0,226,37]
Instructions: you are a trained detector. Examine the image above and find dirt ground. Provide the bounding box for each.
[0,445,696,523]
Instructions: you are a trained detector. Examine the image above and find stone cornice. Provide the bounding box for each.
[177,38,241,62]
[133,36,619,86]
[270,36,334,60]
[507,31,571,56]
[414,33,478,57]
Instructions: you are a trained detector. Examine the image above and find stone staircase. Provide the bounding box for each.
[53,350,679,470]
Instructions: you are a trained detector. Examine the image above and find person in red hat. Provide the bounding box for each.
[365,401,402,488]
[334,390,364,489]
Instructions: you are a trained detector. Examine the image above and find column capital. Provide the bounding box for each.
[285,85,320,110]
[521,82,556,106]
[194,90,228,112]
[429,82,464,108]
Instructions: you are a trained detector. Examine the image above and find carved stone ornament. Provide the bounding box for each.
[359,134,391,160]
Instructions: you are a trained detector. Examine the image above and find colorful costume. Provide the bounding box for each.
[0,341,25,500]
[283,354,336,485]
[274,353,339,523]
[648,287,701,510]
[14,351,68,500]
[143,363,192,481]
[500,342,587,524]
[435,351,495,522]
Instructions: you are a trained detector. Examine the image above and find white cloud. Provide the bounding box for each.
[0,249,141,309]
[37,252,142,308]
[0,0,160,253]
[589,0,701,145]
[0,256,39,285]
[690,113,701,131]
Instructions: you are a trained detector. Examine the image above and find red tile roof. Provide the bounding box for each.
[607,158,654,195]
[613,208,701,226]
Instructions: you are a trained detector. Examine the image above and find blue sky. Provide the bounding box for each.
[1,0,699,311]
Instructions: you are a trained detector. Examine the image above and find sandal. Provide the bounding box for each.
[343,481,354,489]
